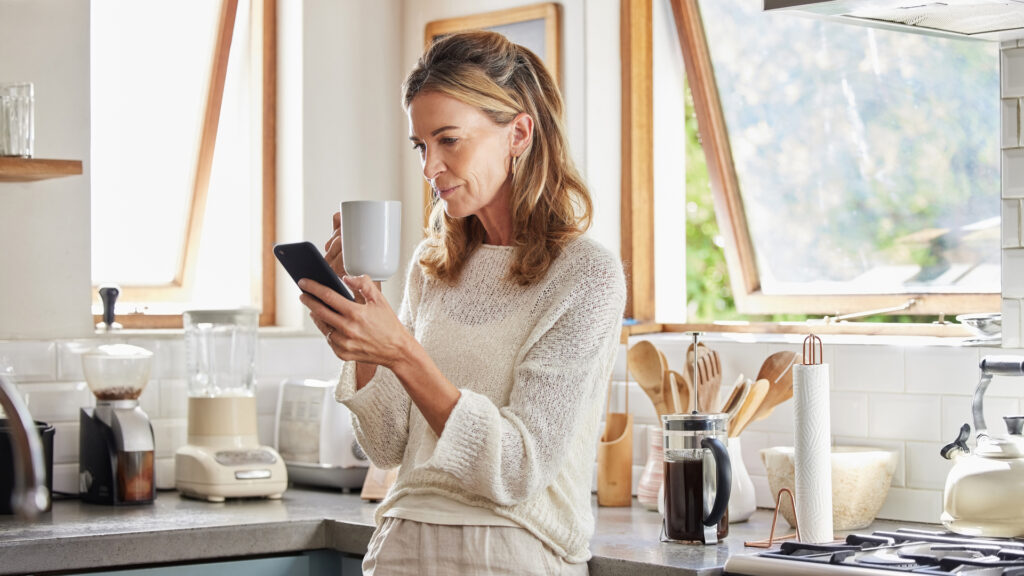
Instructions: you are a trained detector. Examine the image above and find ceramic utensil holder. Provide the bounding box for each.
[637,424,663,511]
[727,436,756,523]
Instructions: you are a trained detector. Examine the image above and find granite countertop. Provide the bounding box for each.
[0,487,932,575]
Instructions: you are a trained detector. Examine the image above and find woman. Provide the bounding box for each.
[298,31,626,575]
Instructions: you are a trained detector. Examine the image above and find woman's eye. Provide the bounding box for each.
[440,137,458,145]
[412,142,425,154]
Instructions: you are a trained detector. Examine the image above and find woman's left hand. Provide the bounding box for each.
[298,275,411,369]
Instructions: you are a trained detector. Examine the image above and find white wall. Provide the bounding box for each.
[0,0,92,339]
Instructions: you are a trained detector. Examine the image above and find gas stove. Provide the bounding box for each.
[724,528,1024,575]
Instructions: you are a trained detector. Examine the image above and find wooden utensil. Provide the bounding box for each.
[666,369,691,414]
[729,378,769,437]
[667,371,683,414]
[721,375,747,416]
[752,351,800,421]
[598,379,633,506]
[627,341,670,416]
[687,343,722,413]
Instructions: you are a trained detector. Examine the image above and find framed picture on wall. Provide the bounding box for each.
[420,3,562,224]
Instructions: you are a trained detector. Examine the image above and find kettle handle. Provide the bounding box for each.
[701,436,732,527]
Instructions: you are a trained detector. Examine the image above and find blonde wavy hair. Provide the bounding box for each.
[402,30,592,286]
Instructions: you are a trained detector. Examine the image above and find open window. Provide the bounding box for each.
[90,0,277,327]
[661,0,1001,325]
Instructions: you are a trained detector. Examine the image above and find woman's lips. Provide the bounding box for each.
[437,185,459,199]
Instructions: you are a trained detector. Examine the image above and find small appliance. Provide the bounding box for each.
[274,379,368,490]
[78,343,156,505]
[661,412,732,545]
[940,355,1024,538]
[174,309,287,502]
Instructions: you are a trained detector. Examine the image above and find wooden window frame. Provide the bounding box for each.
[93,0,277,329]
[421,3,562,227]
[620,0,997,335]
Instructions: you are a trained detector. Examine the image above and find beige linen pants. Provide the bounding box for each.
[362,517,589,575]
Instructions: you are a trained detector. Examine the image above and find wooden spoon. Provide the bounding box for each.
[729,378,770,437]
[751,351,800,421]
[721,375,747,416]
[665,369,691,413]
[627,341,670,416]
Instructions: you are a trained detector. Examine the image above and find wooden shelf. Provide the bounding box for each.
[0,157,83,182]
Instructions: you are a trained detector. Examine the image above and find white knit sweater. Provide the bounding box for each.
[335,235,626,563]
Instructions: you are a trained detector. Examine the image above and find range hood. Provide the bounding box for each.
[764,0,1024,42]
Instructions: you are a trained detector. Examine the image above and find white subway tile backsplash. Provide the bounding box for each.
[877,487,943,524]
[941,395,1020,438]
[152,339,185,379]
[905,441,953,491]
[18,381,94,423]
[1003,199,1021,248]
[611,344,628,381]
[1003,98,1020,149]
[1004,149,1024,198]
[259,336,328,378]
[51,463,78,495]
[153,418,187,458]
[751,474,773,509]
[830,391,869,437]
[1002,47,1024,98]
[835,345,905,393]
[869,394,941,441]
[1001,299,1023,348]
[0,341,56,382]
[159,379,189,419]
[905,346,979,395]
[706,340,768,388]
[1003,249,1024,298]
[51,421,79,465]
[744,396,795,435]
[256,377,284,416]
[56,340,91,381]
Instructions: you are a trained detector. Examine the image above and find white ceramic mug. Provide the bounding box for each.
[340,200,402,281]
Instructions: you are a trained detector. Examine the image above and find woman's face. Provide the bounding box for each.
[408,91,513,221]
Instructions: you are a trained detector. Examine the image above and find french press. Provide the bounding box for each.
[661,332,731,544]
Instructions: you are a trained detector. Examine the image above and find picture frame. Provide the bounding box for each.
[420,3,562,225]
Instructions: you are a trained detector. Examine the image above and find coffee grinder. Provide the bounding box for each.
[174,309,287,502]
[79,343,156,505]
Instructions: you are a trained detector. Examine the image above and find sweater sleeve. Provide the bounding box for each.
[420,249,626,506]
[334,242,427,469]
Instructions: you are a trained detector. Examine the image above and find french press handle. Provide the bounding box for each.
[701,436,732,527]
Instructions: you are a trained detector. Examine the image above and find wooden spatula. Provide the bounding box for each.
[752,351,800,421]
[729,378,770,437]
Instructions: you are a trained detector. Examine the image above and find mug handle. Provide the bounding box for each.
[701,436,732,527]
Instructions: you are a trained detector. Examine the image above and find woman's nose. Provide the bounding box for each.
[422,149,444,181]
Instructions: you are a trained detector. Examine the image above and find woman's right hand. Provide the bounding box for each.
[325,211,347,277]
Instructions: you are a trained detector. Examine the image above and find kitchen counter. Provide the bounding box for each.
[0,488,932,575]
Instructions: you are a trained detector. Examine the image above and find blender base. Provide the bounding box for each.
[175,443,287,502]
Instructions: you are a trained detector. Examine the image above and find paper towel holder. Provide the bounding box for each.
[802,334,823,365]
[744,488,800,548]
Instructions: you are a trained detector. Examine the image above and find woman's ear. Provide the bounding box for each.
[509,112,534,157]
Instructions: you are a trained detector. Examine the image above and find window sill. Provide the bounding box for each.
[0,157,83,181]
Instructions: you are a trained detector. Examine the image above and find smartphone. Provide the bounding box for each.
[273,241,356,303]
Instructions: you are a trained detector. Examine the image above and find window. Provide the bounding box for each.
[90,0,276,327]
[670,0,1001,320]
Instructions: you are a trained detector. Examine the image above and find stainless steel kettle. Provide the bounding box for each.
[941,356,1024,537]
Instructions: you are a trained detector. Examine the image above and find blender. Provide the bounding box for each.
[79,343,156,505]
[174,309,287,502]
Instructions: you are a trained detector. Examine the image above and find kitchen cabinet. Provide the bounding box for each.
[0,157,83,182]
[76,551,362,576]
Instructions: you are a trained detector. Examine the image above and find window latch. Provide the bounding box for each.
[811,298,918,324]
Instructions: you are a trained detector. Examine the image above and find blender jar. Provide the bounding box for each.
[662,412,732,544]
[183,309,258,398]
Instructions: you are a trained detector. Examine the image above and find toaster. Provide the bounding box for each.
[274,378,368,490]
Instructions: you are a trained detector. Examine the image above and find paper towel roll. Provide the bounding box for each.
[793,363,833,543]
